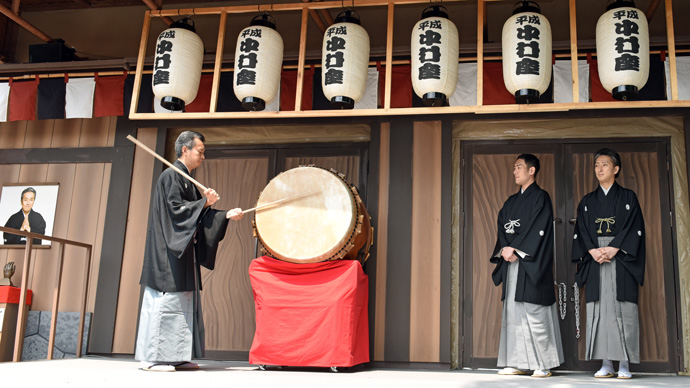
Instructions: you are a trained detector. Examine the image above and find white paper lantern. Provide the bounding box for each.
[410,6,459,107]
[596,0,649,100]
[321,10,370,109]
[152,18,204,111]
[233,14,284,111]
[501,1,552,104]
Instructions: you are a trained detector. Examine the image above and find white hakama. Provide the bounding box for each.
[497,261,564,370]
[585,237,640,363]
[135,286,205,362]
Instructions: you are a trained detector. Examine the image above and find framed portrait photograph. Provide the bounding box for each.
[0,183,59,248]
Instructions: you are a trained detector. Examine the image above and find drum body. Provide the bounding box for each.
[253,166,372,264]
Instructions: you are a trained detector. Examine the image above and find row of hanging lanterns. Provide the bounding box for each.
[151,0,650,111]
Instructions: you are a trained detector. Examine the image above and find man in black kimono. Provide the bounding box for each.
[3,187,46,245]
[135,131,244,372]
[490,154,563,377]
[571,148,645,379]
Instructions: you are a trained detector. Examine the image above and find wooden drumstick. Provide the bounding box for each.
[126,134,208,192]
[243,189,321,214]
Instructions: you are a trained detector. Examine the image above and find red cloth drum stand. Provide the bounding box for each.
[248,256,369,368]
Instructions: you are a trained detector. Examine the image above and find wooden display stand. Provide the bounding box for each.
[0,286,32,362]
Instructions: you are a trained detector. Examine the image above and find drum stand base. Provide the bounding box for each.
[257,365,340,372]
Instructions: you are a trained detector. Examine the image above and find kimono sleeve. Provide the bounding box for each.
[611,192,646,286]
[511,191,551,259]
[514,192,554,286]
[490,207,507,286]
[196,208,231,270]
[572,198,598,263]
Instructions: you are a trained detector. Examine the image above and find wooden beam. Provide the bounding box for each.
[308,8,327,33]
[302,0,327,33]
[0,2,51,42]
[76,246,93,358]
[319,8,335,26]
[47,242,65,360]
[645,0,662,22]
[665,0,678,101]
[13,238,33,362]
[384,2,394,110]
[209,10,227,113]
[127,99,690,121]
[477,0,484,106]
[569,0,580,103]
[141,0,173,25]
[129,10,151,117]
[149,0,483,17]
[294,7,309,111]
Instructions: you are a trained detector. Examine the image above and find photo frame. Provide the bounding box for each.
[0,183,59,248]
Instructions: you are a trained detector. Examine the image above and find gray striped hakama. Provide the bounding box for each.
[584,237,640,363]
[497,261,564,370]
[135,286,205,362]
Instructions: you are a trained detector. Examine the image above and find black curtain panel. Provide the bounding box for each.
[37,77,66,120]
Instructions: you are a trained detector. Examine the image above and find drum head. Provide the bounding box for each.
[255,166,356,263]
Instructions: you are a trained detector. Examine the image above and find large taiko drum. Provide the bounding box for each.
[252,166,373,264]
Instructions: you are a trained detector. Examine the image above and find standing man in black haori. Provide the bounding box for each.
[571,148,645,379]
[136,131,244,372]
[490,154,564,378]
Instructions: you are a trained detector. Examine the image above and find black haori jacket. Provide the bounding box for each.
[571,182,645,304]
[490,182,556,306]
[140,160,229,292]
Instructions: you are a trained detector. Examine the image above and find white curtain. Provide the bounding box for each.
[665,56,690,101]
[553,60,590,103]
[65,77,95,119]
[449,63,477,107]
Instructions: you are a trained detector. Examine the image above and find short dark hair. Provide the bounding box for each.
[175,131,205,157]
[21,187,36,200]
[517,153,540,178]
[594,148,621,178]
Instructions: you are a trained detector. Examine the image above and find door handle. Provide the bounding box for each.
[569,218,577,224]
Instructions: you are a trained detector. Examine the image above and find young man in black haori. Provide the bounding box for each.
[571,148,645,379]
[135,131,244,372]
[490,154,564,378]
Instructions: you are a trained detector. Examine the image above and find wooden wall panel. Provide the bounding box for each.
[50,119,82,148]
[196,157,270,351]
[24,120,54,148]
[54,163,107,312]
[0,121,27,148]
[409,121,442,362]
[573,151,668,362]
[80,117,114,147]
[112,128,157,354]
[374,123,390,361]
[26,164,77,310]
